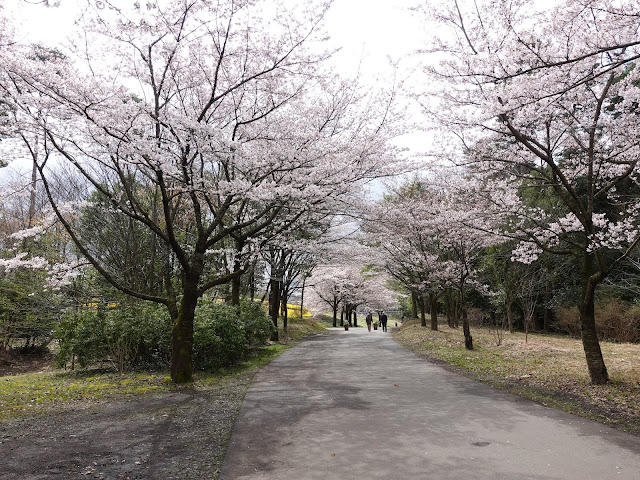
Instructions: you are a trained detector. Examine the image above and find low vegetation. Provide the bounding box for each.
[393,319,640,433]
[1,315,326,423]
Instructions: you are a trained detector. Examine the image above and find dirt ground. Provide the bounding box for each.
[1,353,250,480]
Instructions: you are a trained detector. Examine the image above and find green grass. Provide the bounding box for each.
[393,319,640,433]
[278,315,328,341]
[0,370,169,422]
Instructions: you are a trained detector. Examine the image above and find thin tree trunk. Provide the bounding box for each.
[332,303,338,328]
[28,159,37,228]
[411,290,418,318]
[506,295,514,334]
[282,286,288,331]
[461,287,473,350]
[270,278,280,341]
[419,295,427,327]
[445,290,453,328]
[300,276,306,318]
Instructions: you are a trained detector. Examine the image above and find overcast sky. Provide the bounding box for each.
[7,0,426,81]
[3,0,430,173]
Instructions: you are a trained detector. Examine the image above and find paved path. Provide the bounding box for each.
[221,327,640,480]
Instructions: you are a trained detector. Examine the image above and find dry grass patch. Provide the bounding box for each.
[393,319,640,434]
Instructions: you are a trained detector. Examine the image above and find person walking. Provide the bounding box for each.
[380,311,388,332]
[365,312,373,332]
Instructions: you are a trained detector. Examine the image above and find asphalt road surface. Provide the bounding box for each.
[221,327,640,480]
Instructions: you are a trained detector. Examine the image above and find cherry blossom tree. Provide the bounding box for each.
[308,239,395,326]
[364,180,445,330]
[422,0,640,383]
[366,176,495,347]
[0,0,401,382]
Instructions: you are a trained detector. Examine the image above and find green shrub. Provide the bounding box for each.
[54,303,172,372]
[193,303,245,370]
[193,299,275,370]
[238,298,275,346]
[55,298,275,373]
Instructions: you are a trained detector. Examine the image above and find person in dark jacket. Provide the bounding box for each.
[366,312,373,332]
[380,311,388,332]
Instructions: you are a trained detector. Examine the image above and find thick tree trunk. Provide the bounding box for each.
[462,306,473,350]
[231,276,241,306]
[429,293,438,331]
[171,281,198,383]
[332,304,338,328]
[580,270,609,384]
[419,295,427,327]
[353,310,358,327]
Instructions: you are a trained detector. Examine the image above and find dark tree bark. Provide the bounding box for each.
[300,275,307,318]
[281,285,288,331]
[270,277,280,341]
[462,306,473,350]
[411,290,418,318]
[170,277,198,383]
[580,254,608,384]
[429,292,438,331]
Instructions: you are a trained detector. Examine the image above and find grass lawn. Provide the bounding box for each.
[393,318,640,433]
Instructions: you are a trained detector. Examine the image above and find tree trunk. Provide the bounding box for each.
[281,286,288,331]
[462,306,473,350]
[230,239,243,306]
[353,309,358,327]
[231,276,241,306]
[332,303,338,328]
[28,160,37,228]
[580,266,609,384]
[429,293,438,331]
[300,276,306,319]
[506,295,514,333]
[411,290,418,318]
[171,280,198,383]
[461,286,473,350]
[270,278,280,341]
[419,295,427,327]
[445,290,453,328]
